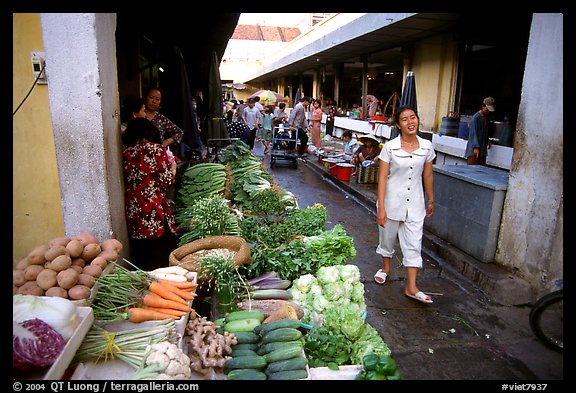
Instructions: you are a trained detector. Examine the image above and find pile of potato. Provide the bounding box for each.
[13,232,123,300]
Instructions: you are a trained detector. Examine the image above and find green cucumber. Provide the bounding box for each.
[232,343,260,352]
[213,318,226,327]
[231,348,258,357]
[225,310,265,323]
[261,327,302,344]
[266,356,308,373]
[232,331,261,344]
[224,318,261,333]
[227,369,267,380]
[266,369,309,380]
[264,345,304,363]
[255,318,301,336]
[257,340,303,356]
[224,355,267,370]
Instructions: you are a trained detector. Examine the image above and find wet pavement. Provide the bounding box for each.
[251,139,563,382]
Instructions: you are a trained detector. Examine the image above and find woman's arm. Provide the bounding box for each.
[377,159,390,226]
[423,161,434,217]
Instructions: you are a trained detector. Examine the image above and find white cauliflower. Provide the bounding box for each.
[131,341,191,380]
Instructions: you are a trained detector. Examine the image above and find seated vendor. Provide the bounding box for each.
[342,130,359,155]
[351,134,381,175]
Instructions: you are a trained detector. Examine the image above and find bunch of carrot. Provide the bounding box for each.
[90,261,198,323]
[128,279,198,323]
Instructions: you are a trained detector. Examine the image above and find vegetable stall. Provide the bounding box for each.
[12,140,401,381]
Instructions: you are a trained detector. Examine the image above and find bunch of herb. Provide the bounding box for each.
[197,250,248,313]
[247,224,356,281]
[175,194,240,246]
[283,203,327,236]
[240,204,327,249]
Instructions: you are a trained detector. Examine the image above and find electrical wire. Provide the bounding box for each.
[13,61,46,116]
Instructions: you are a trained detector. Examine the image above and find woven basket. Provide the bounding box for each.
[168,235,252,274]
[357,165,379,184]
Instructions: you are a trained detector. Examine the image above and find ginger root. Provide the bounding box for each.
[184,314,237,377]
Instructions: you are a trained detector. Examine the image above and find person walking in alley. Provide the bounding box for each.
[288,96,311,157]
[465,97,496,165]
[374,105,436,304]
[241,97,262,151]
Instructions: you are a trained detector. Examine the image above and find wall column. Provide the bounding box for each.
[41,13,129,250]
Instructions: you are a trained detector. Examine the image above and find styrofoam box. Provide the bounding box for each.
[22,306,94,380]
[71,272,196,380]
[309,365,363,380]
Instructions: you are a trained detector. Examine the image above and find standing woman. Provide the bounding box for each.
[122,118,179,270]
[374,105,436,304]
[143,87,184,152]
[310,99,323,149]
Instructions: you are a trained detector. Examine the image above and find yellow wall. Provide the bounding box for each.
[13,13,64,265]
[410,33,458,132]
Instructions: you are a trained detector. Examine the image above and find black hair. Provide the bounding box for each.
[301,96,312,102]
[122,118,162,147]
[144,86,162,99]
[397,105,419,119]
[342,130,353,139]
[121,96,144,123]
[279,102,286,109]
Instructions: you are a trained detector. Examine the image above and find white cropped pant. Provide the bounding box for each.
[376,215,424,268]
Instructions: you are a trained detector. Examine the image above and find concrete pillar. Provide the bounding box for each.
[496,13,563,298]
[40,13,129,251]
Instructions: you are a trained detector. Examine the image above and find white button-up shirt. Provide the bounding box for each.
[378,135,436,221]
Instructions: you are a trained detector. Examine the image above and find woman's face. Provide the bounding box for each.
[145,89,162,112]
[398,109,419,136]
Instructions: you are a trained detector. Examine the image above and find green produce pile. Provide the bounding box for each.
[355,354,402,380]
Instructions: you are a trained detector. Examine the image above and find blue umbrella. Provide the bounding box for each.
[399,71,417,110]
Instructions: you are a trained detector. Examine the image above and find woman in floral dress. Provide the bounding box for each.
[122,118,179,269]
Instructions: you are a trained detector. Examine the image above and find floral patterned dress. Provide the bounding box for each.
[149,112,184,144]
[123,141,177,239]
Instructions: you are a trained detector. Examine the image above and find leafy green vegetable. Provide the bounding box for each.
[246,225,356,281]
[350,323,391,364]
[304,326,352,368]
[323,305,366,341]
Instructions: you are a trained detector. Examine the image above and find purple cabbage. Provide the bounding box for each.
[13,318,66,373]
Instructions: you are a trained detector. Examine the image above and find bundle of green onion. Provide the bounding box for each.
[72,319,176,369]
[89,260,152,322]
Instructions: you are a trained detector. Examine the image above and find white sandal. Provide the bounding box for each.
[374,269,387,284]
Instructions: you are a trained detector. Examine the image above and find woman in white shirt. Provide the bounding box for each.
[374,105,436,304]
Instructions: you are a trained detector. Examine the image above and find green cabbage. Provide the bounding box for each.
[316,265,340,284]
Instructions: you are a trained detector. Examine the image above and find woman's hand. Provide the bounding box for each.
[377,209,387,227]
[426,200,435,217]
